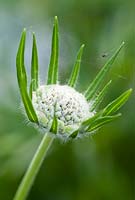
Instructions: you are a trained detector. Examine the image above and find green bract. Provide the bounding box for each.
[16,16,132,140]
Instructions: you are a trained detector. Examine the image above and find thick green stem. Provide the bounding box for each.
[13,132,54,200]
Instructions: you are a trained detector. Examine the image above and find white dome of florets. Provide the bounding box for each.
[32,84,94,135]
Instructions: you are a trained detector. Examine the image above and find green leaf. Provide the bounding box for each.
[29,80,33,99]
[16,29,38,123]
[85,42,125,101]
[29,79,36,99]
[50,115,58,134]
[31,33,39,91]
[16,29,27,88]
[90,80,112,111]
[81,111,102,128]
[87,113,121,132]
[21,89,39,123]
[68,44,85,87]
[69,129,79,138]
[47,16,59,84]
[103,89,132,116]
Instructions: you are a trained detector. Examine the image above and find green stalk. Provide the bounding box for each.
[13,133,54,200]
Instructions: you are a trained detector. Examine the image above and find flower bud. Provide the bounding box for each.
[32,84,94,136]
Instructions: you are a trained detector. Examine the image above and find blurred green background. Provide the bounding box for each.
[0,0,135,199]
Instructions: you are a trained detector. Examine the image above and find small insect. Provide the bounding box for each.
[101,52,108,58]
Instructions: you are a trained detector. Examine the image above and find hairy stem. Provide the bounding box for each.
[13,133,54,200]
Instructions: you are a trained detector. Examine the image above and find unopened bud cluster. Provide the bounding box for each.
[32,85,94,134]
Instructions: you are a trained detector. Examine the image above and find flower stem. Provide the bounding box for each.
[13,132,54,200]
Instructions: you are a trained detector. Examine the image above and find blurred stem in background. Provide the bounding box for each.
[13,133,54,200]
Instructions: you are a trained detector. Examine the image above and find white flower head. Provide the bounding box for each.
[16,17,132,140]
[32,84,94,137]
